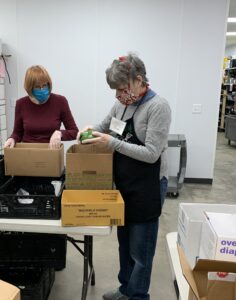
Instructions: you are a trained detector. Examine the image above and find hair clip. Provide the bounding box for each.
[119,56,126,61]
[119,56,132,70]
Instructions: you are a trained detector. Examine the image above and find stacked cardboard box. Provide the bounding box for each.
[62,190,124,226]
[63,144,124,226]
[66,144,113,190]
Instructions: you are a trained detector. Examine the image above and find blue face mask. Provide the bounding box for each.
[32,87,50,103]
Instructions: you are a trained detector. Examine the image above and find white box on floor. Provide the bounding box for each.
[177,203,236,268]
[199,212,236,262]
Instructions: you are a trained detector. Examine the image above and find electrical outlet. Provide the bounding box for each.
[192,104,202,114]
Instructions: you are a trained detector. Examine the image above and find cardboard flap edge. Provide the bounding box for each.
[177,245,200,299]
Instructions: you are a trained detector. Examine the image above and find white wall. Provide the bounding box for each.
[225,44,236,57]
[0,0,229,180]
[174,0,229,179]
[0,0,18,132]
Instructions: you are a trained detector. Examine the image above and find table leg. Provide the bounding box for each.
[81,235,95,300]
[174,279,180,300]
[88,236,95,286]
[81,236,89,300]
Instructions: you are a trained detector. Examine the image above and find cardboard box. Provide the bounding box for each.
[199,212,236,263]
[61,190,124,226]
[66,144,113,189]
[178,203,236,268]
[4,143,64,177]
[0,280,20,300]
[178,245,236,300]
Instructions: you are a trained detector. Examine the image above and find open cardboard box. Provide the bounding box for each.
[0,280,20,300]
[178,245,236,300]
[61,189,124,226]
[4,143,64,177]
[66,144,113,189]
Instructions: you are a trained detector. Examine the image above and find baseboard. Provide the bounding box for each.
[184,178,213,184]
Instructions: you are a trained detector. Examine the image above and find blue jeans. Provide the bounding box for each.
[160,176,168,207]
[117,221,159,300]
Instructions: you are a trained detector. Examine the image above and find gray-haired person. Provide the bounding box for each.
[77,53,171,300]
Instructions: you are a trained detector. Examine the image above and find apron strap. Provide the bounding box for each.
[121,98,144,121]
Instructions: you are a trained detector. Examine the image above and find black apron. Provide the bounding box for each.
[113,102,161,224]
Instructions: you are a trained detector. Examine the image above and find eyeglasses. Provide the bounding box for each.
[33,83,48,90]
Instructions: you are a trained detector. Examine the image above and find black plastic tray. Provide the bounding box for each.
[0,267,55,300]
[0,232,67,269]
[0,176,64,219]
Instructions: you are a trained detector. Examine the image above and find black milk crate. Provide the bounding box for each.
[0,267,55,300]
[44,267,55,297]
[0,232,67,269]
[0,176,64,219]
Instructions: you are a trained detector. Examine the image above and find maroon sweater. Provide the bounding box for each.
[10,93,78,143]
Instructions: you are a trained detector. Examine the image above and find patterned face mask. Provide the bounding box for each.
[116,88,139,105]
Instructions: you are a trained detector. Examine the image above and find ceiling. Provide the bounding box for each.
[226,0,236,47]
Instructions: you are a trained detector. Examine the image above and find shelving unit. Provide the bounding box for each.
[225,115,236,145]
[0,70,7,154]
[218,57,236,131]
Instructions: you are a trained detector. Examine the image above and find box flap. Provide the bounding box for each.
[205,212,236,238]
[193,258,236,273]
[178,245,200,299]
[192,256,236,298]
[14,142,63,149]
[67,143,112,154]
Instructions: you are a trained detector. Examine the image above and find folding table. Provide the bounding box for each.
[0,218,112,300]
[166,232,189,300]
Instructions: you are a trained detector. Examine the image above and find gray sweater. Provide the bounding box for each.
[94,94,171,179]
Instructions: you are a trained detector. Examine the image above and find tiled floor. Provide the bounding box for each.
[49,133,236,300]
